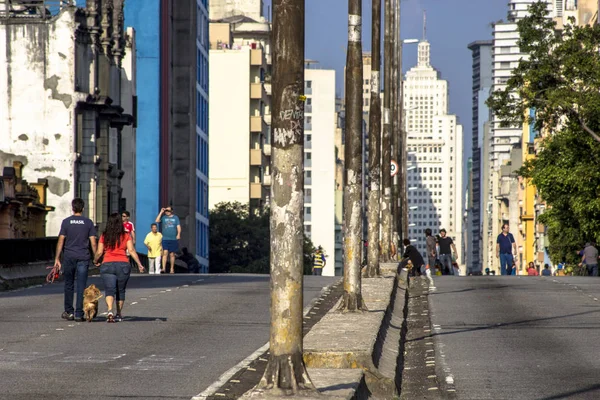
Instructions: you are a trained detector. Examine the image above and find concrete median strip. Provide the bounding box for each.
[243,263,409,399]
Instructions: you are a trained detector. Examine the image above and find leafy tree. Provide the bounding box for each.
[487,1,600,264]
[209,202,315,274]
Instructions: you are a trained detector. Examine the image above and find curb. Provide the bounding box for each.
[298,263,409,399]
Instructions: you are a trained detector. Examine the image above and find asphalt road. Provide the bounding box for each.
[427,276,600,400]
[0,273,337,400]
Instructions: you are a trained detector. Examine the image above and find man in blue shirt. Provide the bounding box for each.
[155,206,181,274]
[54,198,97,321]
[496,223,517,275]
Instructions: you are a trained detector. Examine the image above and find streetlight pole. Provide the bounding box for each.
[366,0,382,277]
[381,0,393,262]
[339,0,366,311]
[391,0,400,258]
[257,0,317,394]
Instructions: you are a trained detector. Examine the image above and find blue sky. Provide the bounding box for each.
[263,0,509,169]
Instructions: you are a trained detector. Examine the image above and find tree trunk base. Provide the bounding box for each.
[255,352,318,396]
[337,291,368,312]
[362,267,380,278]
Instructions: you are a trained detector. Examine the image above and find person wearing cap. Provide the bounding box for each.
[155,206,181,274]
[312,246,326,276]
[438,228,458,275]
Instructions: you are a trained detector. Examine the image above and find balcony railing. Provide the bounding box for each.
[250,48,263,66]
[305,105,312,113]
[250,149,263,166]
[304,158,312,168]
[250,83,264,100]
[304,123,312,131]
[304,196,312,204]
[304,87,312,95]
[304,139,312,149]
[305,176,312,186]
[250,116,264,132]
[304,212,312,222]
[250,182,262,199]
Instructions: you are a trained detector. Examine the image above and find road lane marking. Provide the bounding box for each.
[0,351,61,364]
[122,355,196,371]
[58,354,126,364]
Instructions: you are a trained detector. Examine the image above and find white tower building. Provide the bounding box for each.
[403,39,465,272]
[304,68,338,276]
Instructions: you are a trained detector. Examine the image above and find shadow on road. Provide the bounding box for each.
[537,383,600,400]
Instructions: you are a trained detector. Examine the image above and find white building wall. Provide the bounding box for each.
[304,69,337,276]
[209,0,264,22]
[208,49,251,208]
[0,10,82,236]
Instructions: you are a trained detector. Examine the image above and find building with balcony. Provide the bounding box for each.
[303,68,337,276]
[123,0,208,272]
[403,39,465,273]
[0,0,135,236]
[208,15,271,213]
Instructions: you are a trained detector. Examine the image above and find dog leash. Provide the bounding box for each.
[46,265,60,284]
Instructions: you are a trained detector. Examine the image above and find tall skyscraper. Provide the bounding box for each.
[403,40,464,271]
[124,0,209,272]
[467,40,493,274]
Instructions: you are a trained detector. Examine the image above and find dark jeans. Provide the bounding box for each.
[587,264,598,277]
[100,262,131,301]
[439,254,454,275]
[63,258,90,318]
[312,268,323,276]
[500,253,514,276]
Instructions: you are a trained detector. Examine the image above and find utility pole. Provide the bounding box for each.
[339,0,366,311]
[394,0,403,248]
[391,0,400,259]
[381,0,392,262]
[365,0,382,277]
[397,0,406,246]
[257,0,316,394]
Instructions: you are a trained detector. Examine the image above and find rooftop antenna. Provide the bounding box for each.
[422,10,427,40]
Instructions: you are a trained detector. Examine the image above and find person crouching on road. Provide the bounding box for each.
[312,246,326,276]
[94,213,145,322]
[402,239,426,277]
[144,223,163,274]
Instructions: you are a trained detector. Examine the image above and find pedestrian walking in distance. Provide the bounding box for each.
[438,229,458,276]
[144,223,163,274]
[155,206,181,274]
[54,198,97,322]
[579,242,599,276]
[312,246,326,276]
[496,223,517,275]
[94,213,145,322]
[527,262,539,276]
[425,228,437,272]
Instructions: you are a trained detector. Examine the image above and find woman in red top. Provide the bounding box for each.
[94,213,145,322]
[527,261,539,276]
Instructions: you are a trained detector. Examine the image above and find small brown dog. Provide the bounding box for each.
[83,284,103,322]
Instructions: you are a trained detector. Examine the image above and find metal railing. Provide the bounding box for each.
[0,0,74,19]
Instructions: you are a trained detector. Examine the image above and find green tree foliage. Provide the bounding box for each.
[209,202,316,274]
[487,1,600,263]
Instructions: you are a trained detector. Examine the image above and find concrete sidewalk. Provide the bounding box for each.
[243,264,408,399]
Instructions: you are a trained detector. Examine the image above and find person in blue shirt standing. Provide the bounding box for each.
[54,198,97,321]
[155,206,181,274]
[496,223,517,275]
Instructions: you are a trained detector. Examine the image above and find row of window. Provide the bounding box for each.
[197,135,208,176]
[197,49,208,92]
[196,178,208,218]
[196,220,208,260]
[197,93,208,133]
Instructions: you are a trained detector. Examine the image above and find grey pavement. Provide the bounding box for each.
[0,273,336,400]
[427,276,600,400]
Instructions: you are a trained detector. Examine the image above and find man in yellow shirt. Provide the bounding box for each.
[144,223,163,274]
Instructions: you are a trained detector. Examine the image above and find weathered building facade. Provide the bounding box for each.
[0,162,54,238]
[0,0,135,235]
